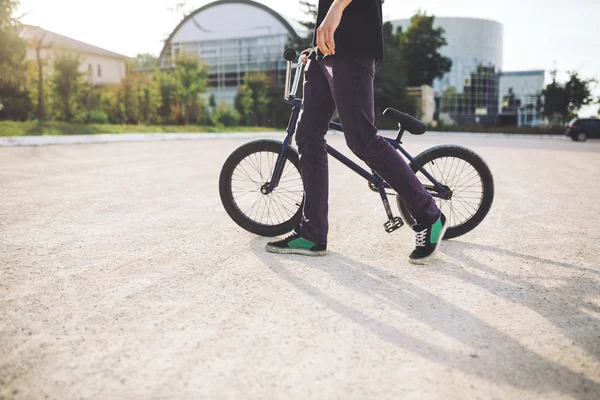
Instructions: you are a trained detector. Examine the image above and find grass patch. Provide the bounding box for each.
[0,121,278,136]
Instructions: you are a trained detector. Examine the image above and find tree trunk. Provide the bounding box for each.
[35,46,45,123]
[184,100,190,125]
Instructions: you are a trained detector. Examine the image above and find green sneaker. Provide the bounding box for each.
[409,213,448,265]
[265,231,327,257]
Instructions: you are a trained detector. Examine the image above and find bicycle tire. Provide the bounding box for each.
[219,139,303,237]
[396,144,494,240]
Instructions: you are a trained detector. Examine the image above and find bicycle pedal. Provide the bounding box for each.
[384,217,404,233]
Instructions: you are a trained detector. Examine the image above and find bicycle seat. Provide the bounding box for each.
[383,108,427,135]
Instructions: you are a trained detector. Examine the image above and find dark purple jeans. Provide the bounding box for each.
[294,55,440,244]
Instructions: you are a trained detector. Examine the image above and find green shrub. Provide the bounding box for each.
[211,102,240,127]
[88,110,108,124]
[73,111,88,124]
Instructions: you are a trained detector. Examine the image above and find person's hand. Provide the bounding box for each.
[300,48,312,64]
[316,3,344,55]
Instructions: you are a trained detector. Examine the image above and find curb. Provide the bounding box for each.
[0,130,567,147]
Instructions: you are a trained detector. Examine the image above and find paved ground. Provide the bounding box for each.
[1,134,599,400]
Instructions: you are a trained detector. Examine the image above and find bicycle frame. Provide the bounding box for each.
[263,53,451,232]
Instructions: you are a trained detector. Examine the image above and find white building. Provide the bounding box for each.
[159,0,307,105]
[19,25,129,85]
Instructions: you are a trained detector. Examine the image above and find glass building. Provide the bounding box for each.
[390,17,504,124]
[159,0,307,105]
[390,17,504,95]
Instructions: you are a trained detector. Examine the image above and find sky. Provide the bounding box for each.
[18,0,600,116]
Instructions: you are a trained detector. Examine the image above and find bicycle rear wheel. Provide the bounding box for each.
[396,144,494,240]
[219,139,304,237]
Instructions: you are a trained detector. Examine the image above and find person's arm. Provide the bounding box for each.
[317,0,353,55]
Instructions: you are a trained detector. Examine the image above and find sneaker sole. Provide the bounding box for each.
[265,244,327,257]
[408,221,449,265]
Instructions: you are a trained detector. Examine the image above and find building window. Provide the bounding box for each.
[97,64,102,78]
[88,63,92,76]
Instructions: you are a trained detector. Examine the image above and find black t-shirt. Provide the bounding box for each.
[313,0,384,61]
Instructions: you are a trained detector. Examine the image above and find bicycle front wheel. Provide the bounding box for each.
[219,139,304,237]
[396,144,494,240]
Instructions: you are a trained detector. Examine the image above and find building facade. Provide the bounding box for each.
[498,70,545,126]
[19,25,129,85]
[159,0,306,105]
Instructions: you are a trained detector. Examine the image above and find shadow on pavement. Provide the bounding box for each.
[249,237,599,399]
[440,241,600,361]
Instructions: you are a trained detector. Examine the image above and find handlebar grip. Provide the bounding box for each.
[283,48,297,62]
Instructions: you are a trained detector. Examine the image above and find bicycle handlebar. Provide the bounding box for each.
[283,49,307,100]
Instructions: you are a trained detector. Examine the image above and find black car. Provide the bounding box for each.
[566,118,600,142]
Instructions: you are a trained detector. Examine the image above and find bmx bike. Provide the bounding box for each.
[219,49,495,240]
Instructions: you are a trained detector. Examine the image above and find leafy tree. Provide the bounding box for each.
[120,63,140,124]
[288,1,317,51]
[137,70,162,124]
[246,73,269,126]
[542,70,595,124]
[234,72,270,126]
[234,82,253,125]
[565,72,595,118]
[400,12,452,87]
[266,82,288,128]
[209,93,216,109]
[51,52,85,122]
[156,69,178,123]
[173,52,208,124]
[26,32,53,122]
[134,53,158,70]
[502,88,520,112]
[0,0,30,120]
[374,22,415,128]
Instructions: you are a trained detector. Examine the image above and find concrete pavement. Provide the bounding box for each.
[1,134,599,399]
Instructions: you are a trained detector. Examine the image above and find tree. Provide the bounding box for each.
[502,87,520,112]
[51,52,84,122]
[246,73,269,126]
[134,53,158,70]
[288,1,317,51]
[0,0,30,120]
[542,70,595,124]
[234,72,270,126]
[374,22,416,128]
[234,82,253,125]
[26,32,52,122]
[137,70,162,124]
[400,12,452,87]
[173,52,208,124]
[565,72,595,118]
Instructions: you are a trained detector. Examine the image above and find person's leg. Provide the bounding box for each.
[265,58,336,256]
[321,56,439,225]
[294,58,337,244]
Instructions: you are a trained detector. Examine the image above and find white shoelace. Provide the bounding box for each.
[415,229,428,247]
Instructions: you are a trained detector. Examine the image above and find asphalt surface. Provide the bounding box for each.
[1,134,599,399]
